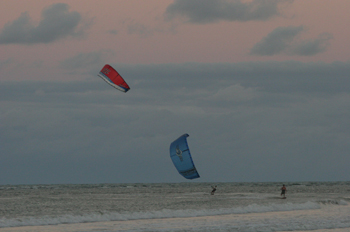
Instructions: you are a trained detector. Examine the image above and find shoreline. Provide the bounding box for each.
[1,207,349,232]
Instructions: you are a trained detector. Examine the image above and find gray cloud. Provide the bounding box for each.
[107,29,118,35]
[165,0,291,24]
[1,61,350,184]
[127,23,154,36]
[250,26,304,56]
[124,19,169,37]
[0,58,13,69]
[251,26,333,56]
[0,3,88,44]
[59,51,113,72]
[291,32,333,56]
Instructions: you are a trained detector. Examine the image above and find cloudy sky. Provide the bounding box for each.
[1,0,350,185]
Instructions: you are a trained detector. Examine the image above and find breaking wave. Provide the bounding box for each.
[1,200,347,228]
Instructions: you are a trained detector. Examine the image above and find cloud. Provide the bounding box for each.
[250,26,304,56]
[0,58,13,70]
[291,33,333,56]
[59,51,114,71]
[165,0,291,24]
[209,84,257,102]
[250,26,333,56]
[127,22,155,36]
[0,3,89,44]
[123,19,171,37]
[107,29,118,35]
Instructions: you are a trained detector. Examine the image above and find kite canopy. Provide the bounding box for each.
[169,134,200,180]
[98,64,130,92]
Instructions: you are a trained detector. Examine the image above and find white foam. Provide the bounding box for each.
[0,201,343,228]
[2,205,350,232]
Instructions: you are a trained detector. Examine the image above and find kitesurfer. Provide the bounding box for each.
[211,186,217,195]
[281,184,287,198]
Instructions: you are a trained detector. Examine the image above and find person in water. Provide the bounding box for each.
[281,184,287,198]
[211,186,217,195]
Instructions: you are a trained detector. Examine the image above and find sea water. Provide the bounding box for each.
[0,182,350,232]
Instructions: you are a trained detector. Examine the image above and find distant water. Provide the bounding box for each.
[1,182,350,231]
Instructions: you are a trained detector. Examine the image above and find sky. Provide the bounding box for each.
[1,0,350,185]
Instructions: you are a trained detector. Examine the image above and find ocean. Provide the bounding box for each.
[0,182,349,232]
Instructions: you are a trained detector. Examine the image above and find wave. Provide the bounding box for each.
[0,200,348,228]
